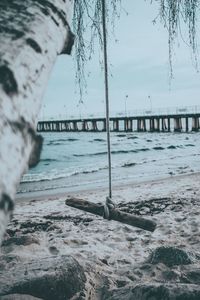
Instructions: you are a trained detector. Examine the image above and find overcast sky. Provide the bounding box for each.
[41,0,200,119]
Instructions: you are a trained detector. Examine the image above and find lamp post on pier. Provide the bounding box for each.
[42,104,46,120]
[125,94,128,117]
[148,95,152,112]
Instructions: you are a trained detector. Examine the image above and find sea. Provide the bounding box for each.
[17,131,200,196]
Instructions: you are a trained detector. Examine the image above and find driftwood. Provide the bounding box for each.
[0,0,74,243]
[66,198,157,232]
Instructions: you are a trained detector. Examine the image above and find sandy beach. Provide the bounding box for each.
[1,172,200,299]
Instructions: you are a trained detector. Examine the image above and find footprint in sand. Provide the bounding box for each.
[49,246,59,255]
[64,239,88,246]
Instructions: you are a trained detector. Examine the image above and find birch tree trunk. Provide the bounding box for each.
[0,0,74,243]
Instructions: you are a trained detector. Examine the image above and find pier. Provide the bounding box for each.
[37,107,200,133]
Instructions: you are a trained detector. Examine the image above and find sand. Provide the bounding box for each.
[2,172,200,299]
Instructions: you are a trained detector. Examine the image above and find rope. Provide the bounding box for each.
[102,0,115,219]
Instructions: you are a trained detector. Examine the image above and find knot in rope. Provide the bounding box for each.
[103,196,115,220]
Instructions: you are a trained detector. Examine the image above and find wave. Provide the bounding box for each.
[47,141,62,146]
[92,138,105,142]
[136,148,149,152]
[21,173,69,183]
[73,151,107,157]
[66,138,79,142]
[41,158,59,163]
[122,162,137,168]
[185,144,195,147]
[47,138,78,145]
[167,145,176,149]
[72,166,107,176]
[127,136,138,140]
[116,134,126,137]
[73,148,150,157]
[21,165,108,184]
[18,177,108,194]
[168,145,183,149]
[153,146,165,150]
[112,150,134,154]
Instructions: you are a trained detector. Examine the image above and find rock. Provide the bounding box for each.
[181,268,200,284]
[147,246,194,267]
[0,255,86,300]
[0,295,42,300]
[105,283,200,300]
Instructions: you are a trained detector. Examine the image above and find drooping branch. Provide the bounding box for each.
[154,0,200,75]
[73,0,200,97]
[73,0,121,101]
[0,0,74,243]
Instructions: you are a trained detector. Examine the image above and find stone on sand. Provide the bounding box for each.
[105,283,200,300]
[0,255,86,300]
[147,246,194,267]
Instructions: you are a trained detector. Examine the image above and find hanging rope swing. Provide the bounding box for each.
[101,0,115,220]
[66,0,156,232]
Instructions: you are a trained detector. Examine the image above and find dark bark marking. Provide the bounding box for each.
[36,0,68,27]
[51,16,59,27]
[61,29,75,55]
[9,118,43,168]
[40,6,50,16]
[28,128,43,168]
[0,1,34,26]
[10,117,29,134]
[26,38,42,54]
[0,194,14,213]
[0,26,24,40]
[0,1,27,13]
[0,65,18,95]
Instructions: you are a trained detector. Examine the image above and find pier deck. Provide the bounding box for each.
[37,112,200,133]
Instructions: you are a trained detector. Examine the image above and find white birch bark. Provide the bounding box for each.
[0,0,74,243]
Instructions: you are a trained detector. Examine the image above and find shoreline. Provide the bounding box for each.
[16,170,200,203]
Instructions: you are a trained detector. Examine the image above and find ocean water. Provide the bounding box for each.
[18,131,200,195]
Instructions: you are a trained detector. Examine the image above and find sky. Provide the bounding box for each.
[40,0,200,120]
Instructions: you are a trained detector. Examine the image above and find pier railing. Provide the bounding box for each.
[38,105,200,122]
